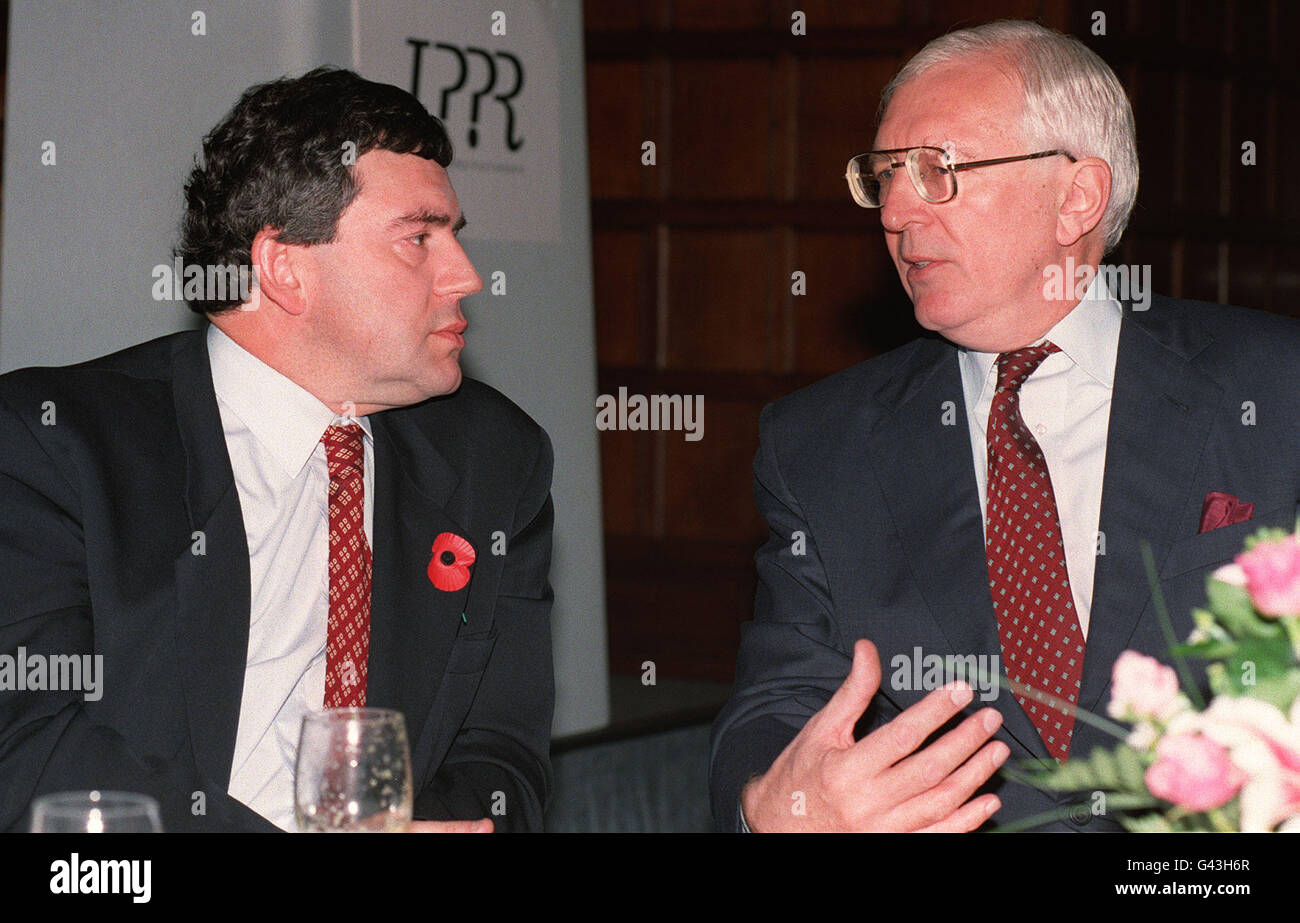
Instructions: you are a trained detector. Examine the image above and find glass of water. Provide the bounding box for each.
[294,708,413,832]
[30,790,163,832]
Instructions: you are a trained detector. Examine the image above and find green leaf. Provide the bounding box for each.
[1239,671,1300,712]
[1223,637,1295,694]
[1115,745,1149,792]
[1244,527,1292,550]
[1171,640,1237,660]
[1010,744,1154,796]
[1120,812,1176,833]
[1218,800,1242,829]
[1091,747,1119,790]
[1206,578,1278,639]
[1009,761,1091,793]
[1055,757,1096,791]
[1192,608,1229,639]
[1207,662,1233,697]
[1171,814,1219,833]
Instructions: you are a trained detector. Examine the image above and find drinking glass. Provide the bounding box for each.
[30,790,163,832]
[295,707,413,832]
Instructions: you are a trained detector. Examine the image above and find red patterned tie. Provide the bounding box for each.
[985,343,1085,762]
[322,423,371,709]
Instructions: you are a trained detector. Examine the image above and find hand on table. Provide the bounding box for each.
[741,639,1009,832]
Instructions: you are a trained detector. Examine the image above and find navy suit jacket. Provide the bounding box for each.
[710,295,1300,832]
[0,329,554,831]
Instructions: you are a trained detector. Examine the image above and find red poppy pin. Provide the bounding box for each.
[428,532,476,592]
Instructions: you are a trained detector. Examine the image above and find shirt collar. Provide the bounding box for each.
[1043,271,1121,389]
[958,268,1122,409]
[206,324,372,479]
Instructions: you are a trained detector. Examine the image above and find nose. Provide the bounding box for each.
[436,237,483,297]
[878,170,931,233]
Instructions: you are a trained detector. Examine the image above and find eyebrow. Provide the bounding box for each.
[387,209,468,233]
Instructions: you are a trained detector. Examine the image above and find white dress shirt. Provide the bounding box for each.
[958,274,1122,638]
[207,324,373,830]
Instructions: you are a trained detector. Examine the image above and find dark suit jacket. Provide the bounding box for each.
[0,329,555,832]
[710,295,1300,832]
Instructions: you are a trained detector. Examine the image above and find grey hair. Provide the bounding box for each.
[879,20,1138,253]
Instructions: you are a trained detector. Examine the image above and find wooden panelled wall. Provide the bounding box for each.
[585,0,1300,683]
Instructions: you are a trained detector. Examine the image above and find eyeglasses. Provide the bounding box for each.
[845,146,1077,208]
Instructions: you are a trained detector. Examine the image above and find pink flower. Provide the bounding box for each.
[1107,651,1185,723]
[1235,536,1300,618]
[1175,697,1300,832]
[1145,733,1245,812]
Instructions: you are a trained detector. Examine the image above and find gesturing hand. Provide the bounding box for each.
[741,639,1009,832]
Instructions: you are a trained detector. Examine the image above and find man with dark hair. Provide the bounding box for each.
[0,68,555,832]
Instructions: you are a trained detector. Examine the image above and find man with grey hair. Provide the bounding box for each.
[711,20,1300,832]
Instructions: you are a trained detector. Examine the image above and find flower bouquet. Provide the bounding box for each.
[1008,527,1300,832]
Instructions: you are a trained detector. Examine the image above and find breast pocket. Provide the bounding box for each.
[1161,503,1298,580]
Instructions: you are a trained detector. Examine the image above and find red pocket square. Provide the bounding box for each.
[1198,491,1254,534]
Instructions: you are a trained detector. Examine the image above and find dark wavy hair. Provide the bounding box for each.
[177,67,452,314]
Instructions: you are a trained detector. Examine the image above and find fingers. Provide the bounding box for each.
[408,818,494,833]
[887,737,1009,831]
[747,640,1014,833]
[879,706,1005,801]
[811,639,882,748]
[852,680,980,778]
[916,793,1002,833]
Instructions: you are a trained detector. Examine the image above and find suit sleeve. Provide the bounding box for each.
[414,427,555,832]
[708,402,857,831]
[0,387,242,832]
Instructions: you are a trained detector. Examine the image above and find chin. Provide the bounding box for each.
[912,294,958,333]
[423,362,463,398]
[914,289,976,324]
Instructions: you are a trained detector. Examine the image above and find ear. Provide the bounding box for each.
[1056,157,1111,247]
[249,226,309,316]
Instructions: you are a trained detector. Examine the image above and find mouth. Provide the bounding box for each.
[902,256,944,282]
[433,320,468,348]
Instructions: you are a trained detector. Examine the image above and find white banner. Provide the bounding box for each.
[354,0,563,242]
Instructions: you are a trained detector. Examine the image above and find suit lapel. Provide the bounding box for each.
[867,302,1222,761]
[861,338,1048,759]
[170,331,250,791]
[367,408,473,780]
[168,333,475,795]
[1078,300,1221,734]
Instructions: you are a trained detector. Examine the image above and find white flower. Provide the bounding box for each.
[1126,720,1160,751]
[1108,651,1188,723]
[1211,562,1248,588]
[1175,696,1300,832]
